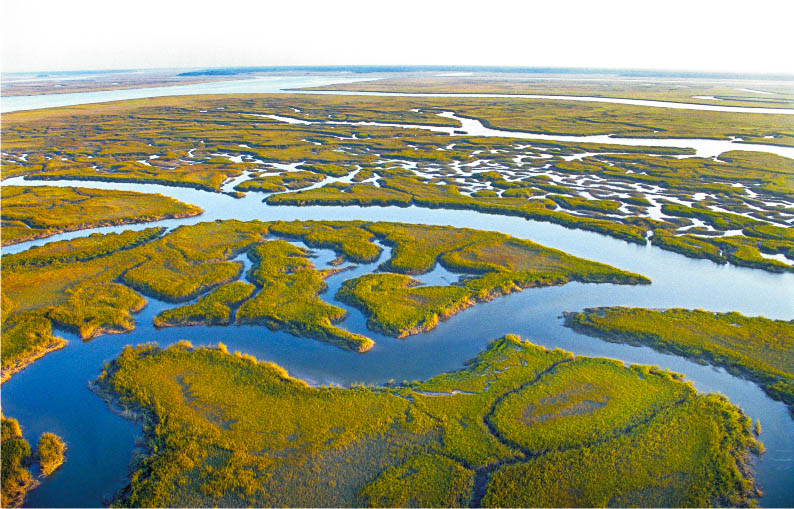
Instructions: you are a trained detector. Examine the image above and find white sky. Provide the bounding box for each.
[2,0,793,74]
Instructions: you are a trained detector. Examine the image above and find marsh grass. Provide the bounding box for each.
[94,335,760,507]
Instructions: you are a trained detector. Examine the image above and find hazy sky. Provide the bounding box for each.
[2,0,792,74]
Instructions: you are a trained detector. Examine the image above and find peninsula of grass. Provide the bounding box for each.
[92,335,760,507]
[235,241,374,352]
[338,224,649,337]
[153,281,255,327]
[1,313,67,383]
[0,186,202,246]
[564,307,794,413]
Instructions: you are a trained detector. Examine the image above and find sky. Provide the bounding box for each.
[2,0,793,74]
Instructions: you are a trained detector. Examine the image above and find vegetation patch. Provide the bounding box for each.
[36,433,66,476]
[154,281,255,327]
[1,416,66,507]
[356,453,474,507]
[235,170,326,193]
[564,307,794,413]
[93,335,760,507]
[0,186,201,246]
[235,240,374,352]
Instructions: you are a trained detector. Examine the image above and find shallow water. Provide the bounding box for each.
[2,173,793,506]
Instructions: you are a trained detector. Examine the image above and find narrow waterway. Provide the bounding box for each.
[257,110,794,158]
[1,174,793,507]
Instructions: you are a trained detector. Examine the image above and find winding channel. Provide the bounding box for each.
[254,110,794,159]
[2,78,793,507]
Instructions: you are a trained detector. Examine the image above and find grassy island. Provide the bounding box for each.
[234,240,374,352]
[1,186,202,246]
[36,433,66,476]
[92,336,760,507]
[564,307,794,414]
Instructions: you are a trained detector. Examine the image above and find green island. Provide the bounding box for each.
[91,335,760,507]
[36,433,66,476]
[1,416,66,508]
[563,307,794,414]
[1,220,644,375]
[3,94,793,272]
[0,186,202,246]
[336,223,648,337]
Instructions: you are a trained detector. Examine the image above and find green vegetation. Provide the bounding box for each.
[268,220,381,263]
[36,433,66,476]
[93,335,760,507]
[1,186,201,246]
[1,417,66,507]
[3,94,791,273]
[1,416,33,508]
[483,393,758,507]
[490,359,689,452]
[154,281,255,327]
[235,240,374,352]
[234,170,326,193]
[356,453,474,507]
[120,221,270,302]
[337,273,472,336]
[564,307,794,413]
[47,281,146,339]
[1,312,66,383]
[1,228,164,269]
[339,224,648,336]
[1,220,650,379]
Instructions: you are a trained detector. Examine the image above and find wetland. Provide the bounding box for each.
[1,74,793,507]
